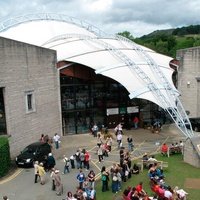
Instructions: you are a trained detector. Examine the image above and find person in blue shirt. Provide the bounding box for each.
[76,169,85,189]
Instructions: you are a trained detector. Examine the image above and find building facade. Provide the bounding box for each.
[0,37,62,157]
[177,47,200,117]
[59,63,162,135]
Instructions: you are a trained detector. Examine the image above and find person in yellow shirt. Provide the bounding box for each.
[38,162,46,185]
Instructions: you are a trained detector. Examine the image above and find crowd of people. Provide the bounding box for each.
[33,147,97,199]
[99,124,141,196]
[161,141,184,157]
[148,161,187,200]
[3,123,188,200]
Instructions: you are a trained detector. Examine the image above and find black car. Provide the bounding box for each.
[15,142,51,167]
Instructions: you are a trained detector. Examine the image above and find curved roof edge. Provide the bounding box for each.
[0,13,108,37]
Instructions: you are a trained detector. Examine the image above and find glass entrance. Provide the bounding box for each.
[59,64,160,135]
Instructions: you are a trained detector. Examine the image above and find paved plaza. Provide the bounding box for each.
[0,124,185,200]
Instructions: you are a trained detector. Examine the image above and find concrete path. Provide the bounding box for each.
[0,124,185,200]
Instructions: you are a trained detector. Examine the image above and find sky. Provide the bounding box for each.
[0,0,200,37]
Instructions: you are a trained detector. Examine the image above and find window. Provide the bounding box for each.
[25,91,36,113]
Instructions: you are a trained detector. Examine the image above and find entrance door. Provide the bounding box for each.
[75,111,90,134]
[107,115,119,128]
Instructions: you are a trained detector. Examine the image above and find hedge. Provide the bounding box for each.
[0,136,11,177]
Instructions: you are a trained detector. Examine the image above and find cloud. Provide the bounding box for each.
[0,0,200,37]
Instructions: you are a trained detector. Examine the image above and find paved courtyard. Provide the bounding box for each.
[0,124,185,200]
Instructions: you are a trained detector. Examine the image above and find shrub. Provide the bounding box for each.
[0,136,11,177]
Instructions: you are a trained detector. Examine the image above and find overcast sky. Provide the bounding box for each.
[0,0,200,37]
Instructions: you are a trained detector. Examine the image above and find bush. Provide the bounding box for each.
[0,136,11,177]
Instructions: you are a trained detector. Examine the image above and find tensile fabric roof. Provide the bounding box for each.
[0,13,193,137]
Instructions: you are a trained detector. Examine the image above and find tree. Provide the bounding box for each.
[117,31,134,41]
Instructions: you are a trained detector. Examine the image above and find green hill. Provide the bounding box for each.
[118,25,200,58]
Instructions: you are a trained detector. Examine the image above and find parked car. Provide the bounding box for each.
[187,117,200,132]
[15,142,51,167]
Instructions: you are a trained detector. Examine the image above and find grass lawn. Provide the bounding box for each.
[95,154,200,200]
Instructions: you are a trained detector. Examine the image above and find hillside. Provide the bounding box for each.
[118,25,200,58]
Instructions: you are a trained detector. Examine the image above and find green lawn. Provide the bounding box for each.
[95,154,200,200]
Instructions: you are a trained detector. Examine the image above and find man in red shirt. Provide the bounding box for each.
[133,116,139,129]
[161,143,168,156]
[84,151,90,171]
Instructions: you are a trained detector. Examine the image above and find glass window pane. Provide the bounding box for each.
[27,94,32,110]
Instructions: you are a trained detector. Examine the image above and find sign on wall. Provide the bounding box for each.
[127,106,139,114]
[119,107,127,114]
[107,108,119,116]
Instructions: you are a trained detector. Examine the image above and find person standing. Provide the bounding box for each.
[96,133,103,148]
[179,140,184,154]
[92,123,98,137]
[54,170,63,196]
[63,155,70,174]
[38,162,46,185]
[53,133,61,149]
[50,168,56,191]
[101,166,109,192]
[106,136,112,152]
[79,150,85,169]
[133,116,139,129]
[34,161,39,183]
[76,169,85,190]
[119,147,125,167]
[46,153,56,171]
[97,145,103,163]
[70,154,75,169]
[111,172,118,193]
[75,149,81,169]
[127,135,134,152]
[88,170,96,189]
[117,132,123,150]
[114,123,123,135]
[84,150,90,171]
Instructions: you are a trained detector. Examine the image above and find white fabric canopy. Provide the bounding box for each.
[0,14,178,109]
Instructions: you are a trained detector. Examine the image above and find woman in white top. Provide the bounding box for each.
[34,161,39,183]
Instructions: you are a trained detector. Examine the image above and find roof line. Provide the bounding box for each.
[0,13,108,38]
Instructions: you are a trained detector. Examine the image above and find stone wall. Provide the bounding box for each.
[184,137,200,168]
[0,37,62,158]
[177,47,200,117]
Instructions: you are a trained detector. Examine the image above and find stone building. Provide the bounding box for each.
[0,37,62,157]
[177,47,200,117]
[177,47,200,167]
[184,136,200,168]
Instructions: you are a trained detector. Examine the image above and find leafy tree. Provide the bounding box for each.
[117,31,134,41]
[155,40,168,54]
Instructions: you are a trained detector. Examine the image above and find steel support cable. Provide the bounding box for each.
[115,35,193,137]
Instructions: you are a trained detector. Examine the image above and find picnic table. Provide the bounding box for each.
[137,160,168,172]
